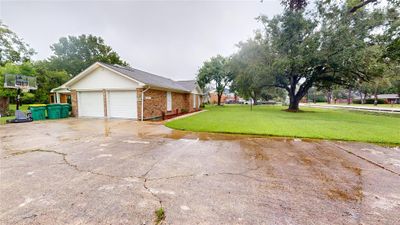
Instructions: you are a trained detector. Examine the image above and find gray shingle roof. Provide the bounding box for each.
[378,94,399,99]
[177,80,197,92]
[100,62,190,92]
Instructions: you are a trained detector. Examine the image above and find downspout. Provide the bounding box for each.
[141,86,151,121]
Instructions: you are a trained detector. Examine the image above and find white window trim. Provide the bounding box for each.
[167,91,172,111]
[193,94,196,108]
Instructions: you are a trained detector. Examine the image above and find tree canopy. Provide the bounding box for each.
[219,0,398,111]
[230,37,273,104]
[46,34,128,76]
[281,0,399,13]
[197,55,233,105]
[0,21,35,66]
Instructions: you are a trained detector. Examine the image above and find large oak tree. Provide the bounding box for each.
[231,1,388,111]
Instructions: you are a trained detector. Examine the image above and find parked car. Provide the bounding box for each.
[259,100,277,105]
[225,99,237,104]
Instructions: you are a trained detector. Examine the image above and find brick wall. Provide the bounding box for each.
[71,90,78,117]
[137,88,200,120]
[103,89,107,117]
[172,92,190,114]
[188,93,202,112]
[136,89,167,119]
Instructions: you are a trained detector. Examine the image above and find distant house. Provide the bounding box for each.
[51,62,203,120]
[208,88,238,104]
[377,94,399,104]
[353,93,399,104]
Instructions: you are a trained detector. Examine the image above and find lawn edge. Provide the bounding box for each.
[164,123,400,147]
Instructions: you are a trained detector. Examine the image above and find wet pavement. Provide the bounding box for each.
[1,118,399,225]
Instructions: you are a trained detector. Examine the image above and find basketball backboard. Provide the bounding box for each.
[3,74,37,90]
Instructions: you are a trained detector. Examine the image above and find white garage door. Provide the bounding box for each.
[78,91,104,117]
[108,91,137,119]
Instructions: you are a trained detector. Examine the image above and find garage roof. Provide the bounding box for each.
[100,63,190,92]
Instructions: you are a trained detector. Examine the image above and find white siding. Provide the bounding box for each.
[71,67,140,90]
[197,95,200,107]
[191,86,203,95]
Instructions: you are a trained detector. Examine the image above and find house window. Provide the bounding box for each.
[193,94,196,108]
[50,94,55,103]
[167,91,172,111]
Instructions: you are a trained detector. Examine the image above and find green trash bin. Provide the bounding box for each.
[47,104,62,119]
[60,104,71,118]
[29,105,46,121]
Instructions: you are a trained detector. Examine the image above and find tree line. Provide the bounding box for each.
[0,21,127,115]
[197,0,399,111]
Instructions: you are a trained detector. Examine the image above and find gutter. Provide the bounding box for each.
[141,86,151,121]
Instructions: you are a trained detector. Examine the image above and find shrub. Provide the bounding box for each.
[21,93,36,104]
[353,99,385,104]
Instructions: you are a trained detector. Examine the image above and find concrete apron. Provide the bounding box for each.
[0,118,399,224]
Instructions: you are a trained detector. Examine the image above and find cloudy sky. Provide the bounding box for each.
[0,0,282,80]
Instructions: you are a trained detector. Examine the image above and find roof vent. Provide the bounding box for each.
[113,64,134,71]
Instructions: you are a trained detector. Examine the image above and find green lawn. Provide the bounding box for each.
[0,104,30,125]
[165,105,400,145]
[314,103,400,108]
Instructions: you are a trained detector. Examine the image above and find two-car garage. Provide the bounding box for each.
[66,64,143,119]
[78,91,137,119]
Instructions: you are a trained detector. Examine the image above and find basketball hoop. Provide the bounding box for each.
[4,74,37,90]
[3,74,37,114]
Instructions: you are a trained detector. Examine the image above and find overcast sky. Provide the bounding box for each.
[0,0,282,80]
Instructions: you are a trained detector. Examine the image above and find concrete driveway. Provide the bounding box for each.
[1,119,399,225]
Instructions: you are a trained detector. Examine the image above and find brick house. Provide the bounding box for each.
[53,62,203,120]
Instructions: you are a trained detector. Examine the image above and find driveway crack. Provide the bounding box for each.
[4,149,129,179]
[3,148,165,222]
[147,166,265,183]
[140,159,164,209]
[331,143,400,177]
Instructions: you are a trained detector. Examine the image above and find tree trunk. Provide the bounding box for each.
[347,87,352,105]
[326,90,332,104]
[361,91,367,104]
[0,97,10,116]
[374,90,378,106]
[288,96,300,111]
[253,98,257,105]
[217,94,222,106]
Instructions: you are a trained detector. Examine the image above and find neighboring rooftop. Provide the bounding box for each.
[100,62,190,92]
[354,94,399,100]
[377,94,399,99]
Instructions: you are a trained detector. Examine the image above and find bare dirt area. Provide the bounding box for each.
[1,119,399,225]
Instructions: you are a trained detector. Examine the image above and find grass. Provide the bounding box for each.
[165,104,400,145]
[0,104,30,125]
[313,103,400,108]
[154,207,165,224]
